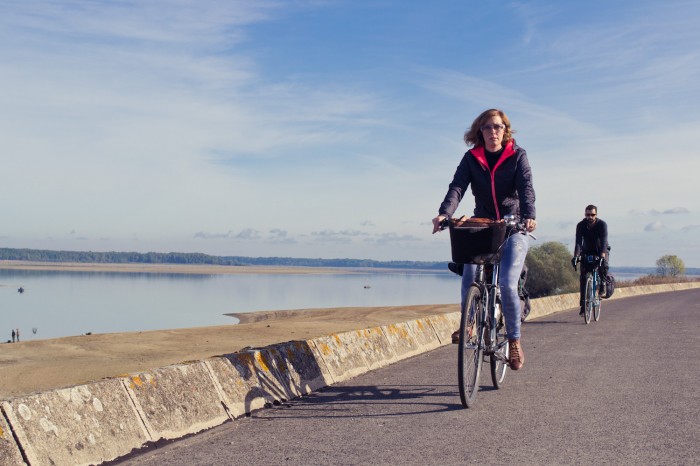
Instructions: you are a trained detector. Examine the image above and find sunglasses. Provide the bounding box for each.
[481,124,506,132]
[585,213,597,218]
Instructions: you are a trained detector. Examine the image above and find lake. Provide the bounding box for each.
[0,268,461,341]
[1,266,680,342]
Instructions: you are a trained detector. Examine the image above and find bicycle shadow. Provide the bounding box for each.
[524,319,573,325]
[253,383,466,419]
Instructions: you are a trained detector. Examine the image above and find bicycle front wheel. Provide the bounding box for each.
[458,285,484,408]
[584,274,593,324]
[490,312,509,388]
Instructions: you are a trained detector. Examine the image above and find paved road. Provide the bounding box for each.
[113,289,700,465]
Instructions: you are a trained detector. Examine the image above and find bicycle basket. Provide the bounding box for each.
[448,218,507,265]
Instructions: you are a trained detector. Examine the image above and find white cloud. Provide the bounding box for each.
[235,229,261,240]
[662,207,690,215]
[644,222,664,232]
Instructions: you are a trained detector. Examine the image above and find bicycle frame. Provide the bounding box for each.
[451,215,535,407]
[472,264,507,360]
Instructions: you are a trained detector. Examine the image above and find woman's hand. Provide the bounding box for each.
[432,215,448,234]
[524,218,537,232]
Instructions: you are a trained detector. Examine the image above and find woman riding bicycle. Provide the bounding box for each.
[431,108,537,370]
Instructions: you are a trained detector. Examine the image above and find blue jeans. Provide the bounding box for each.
[460,233,530,340]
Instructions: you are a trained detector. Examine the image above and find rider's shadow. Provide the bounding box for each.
[253,383,464,419]
[523,318,575,325]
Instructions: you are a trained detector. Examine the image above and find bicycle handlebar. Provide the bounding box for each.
[436,216,536,239]
[573,254,604,272]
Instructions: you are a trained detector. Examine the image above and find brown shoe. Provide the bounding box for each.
[451,324,474,344]
[508,339,524,370]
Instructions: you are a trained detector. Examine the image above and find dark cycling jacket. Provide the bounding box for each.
[574,219,609,257]
[438,141,536,221]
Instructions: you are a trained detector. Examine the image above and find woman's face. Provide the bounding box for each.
[481,115,506,152]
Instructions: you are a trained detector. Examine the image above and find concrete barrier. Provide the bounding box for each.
[3,282,698,465]
[380,322,423,361]
[525,281,700,321]
[249,347,298,401]
[311,332,370,383]
[609,281,700,298]
[427,312,460,344]
[204,353,276,420]
[527,292,580,321]
[351,327,398,370]
[2,379,149,466]
[0,409,26,466]
[406,317,442,351]
[266,340,334,396]
[122,361,229,441]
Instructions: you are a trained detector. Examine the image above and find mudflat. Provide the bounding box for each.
[0,261,458,399]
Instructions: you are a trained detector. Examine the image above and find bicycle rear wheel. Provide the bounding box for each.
[458,285,484,408]
[490,313,509,388]
[584,275,593,324]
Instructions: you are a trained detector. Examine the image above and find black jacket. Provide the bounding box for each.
[438,141,536,221]
[574,219,609,257]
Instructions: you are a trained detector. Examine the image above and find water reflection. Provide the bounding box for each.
[0,269,460,341]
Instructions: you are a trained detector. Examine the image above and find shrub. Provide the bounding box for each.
[525,241,579,298]
[656,255,685,277]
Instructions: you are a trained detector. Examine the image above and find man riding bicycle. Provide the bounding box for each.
[572,205,609,315]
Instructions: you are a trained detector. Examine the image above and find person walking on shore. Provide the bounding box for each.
[432,108,537,370]
[12,329,16,343]
[16,328,20,342]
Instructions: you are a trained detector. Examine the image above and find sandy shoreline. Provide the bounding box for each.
[0,304,459,400]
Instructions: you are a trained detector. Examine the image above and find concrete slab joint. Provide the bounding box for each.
[0,407,26,466]
[121,361,229,442]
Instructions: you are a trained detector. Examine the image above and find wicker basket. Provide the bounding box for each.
[448,218,507,265]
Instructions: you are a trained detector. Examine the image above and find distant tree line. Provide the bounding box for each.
[1,247,693,298]
[0,248,445,271]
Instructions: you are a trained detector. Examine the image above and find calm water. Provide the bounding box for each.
[0,269,460,341]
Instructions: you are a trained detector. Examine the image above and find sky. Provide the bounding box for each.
[1,0,700,267]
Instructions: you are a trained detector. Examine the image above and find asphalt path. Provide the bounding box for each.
[113,289,700,465]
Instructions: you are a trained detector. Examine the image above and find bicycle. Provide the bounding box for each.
[441,215,535,408]
[574,255,603,324]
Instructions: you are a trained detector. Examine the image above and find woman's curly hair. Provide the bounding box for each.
[463,108,515,148]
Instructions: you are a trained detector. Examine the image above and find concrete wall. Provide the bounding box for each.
[2,282,698,465]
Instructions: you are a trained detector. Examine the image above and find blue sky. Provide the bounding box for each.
[1,0,699,267]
